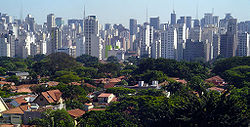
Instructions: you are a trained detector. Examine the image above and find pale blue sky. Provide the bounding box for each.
[1,0,249,27]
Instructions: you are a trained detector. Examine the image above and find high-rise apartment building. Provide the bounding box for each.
[150,17,160,30]
[140,23,153,57]
[171,11,176,25]
[184,39,210,62]
[220,19,238,58]
[129,19,137,35]
[0,35,10,57]
[47,14,56,32]
[237,32,249,56]
[161,26,177,59]
[186,16,192,29]
[55,17,64,27]
[84,16,103,60]
[47,27,62,54]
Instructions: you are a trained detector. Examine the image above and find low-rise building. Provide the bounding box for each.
[33,90,63,107]
[97,93,116,105]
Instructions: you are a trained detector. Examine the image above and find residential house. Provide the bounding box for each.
[6,71,29,81]
[97,93,116,106]
[1,106,24,124]
[205,76,227,86]
[33,90,63,107]
[84,103,94,111]
[67,109,86,126]
[9,95,37,107]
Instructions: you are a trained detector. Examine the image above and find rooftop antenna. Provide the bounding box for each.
[146,7,149,23]
[196,0,199,19]
[173,0,175,12]
[212,8,214,15]
[20,0,23,21]
[84,4,86,20]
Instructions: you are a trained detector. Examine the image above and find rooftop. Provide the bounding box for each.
[67,109,85,118]
[98,93,113,98]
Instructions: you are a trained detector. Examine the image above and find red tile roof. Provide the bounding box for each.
[16,88,32,93]
[0,124,15,127]
[2,107,24,114]
[208,87,225,92]
[205,76,224,82]
[0,81,14,85]
[98,93,113,98]
[84,83,96,89]
[104,83,116,89]
[41,90,62,104]
[89,108,105,111]
[69,82,81,86]
[67,109,85,118]
[170,78,187,84]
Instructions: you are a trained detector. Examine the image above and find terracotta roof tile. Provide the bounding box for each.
[206,76,224,82]
[84,83,96,89]
[89,108,105,111]
[2,107,24,114]
[208,87,225,92]
[67,109,85,118]
[16,88,32,93]
[0,124,15,127]
[0,81,13,85]
[98,93,113,98]
[41,90,62,103]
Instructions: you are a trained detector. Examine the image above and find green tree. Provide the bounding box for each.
[107,56,119,63]
[30,109,74,127]
[223,65,250,88]
[54,71,81,84]
[6,75,19,85]
[76,54,99,67]
[56,84,87,100]
[0,67,6,75]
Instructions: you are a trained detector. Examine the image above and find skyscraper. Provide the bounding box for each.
[177,16,186,24]
[213,34,220,59]
[84,16,103,60]
[25,14,35,32]
[237,32,249,56]
[184,39,210,62]
[47,27,61,54]
[129,19,137,35]
[55,17,64,27]
[150,17,160,30]
[161,26,177,59]
[141,23,153,57]
[0,35,10,57]
[176,23,187,61]
[186,16,192,29]
[193,19,200,27]
[171,11,176,25]
[220,19,238,58]
[47,14,56,32]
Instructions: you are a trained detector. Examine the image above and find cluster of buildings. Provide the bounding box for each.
[0,12,249,61]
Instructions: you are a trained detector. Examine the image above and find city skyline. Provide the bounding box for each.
[1,0,250,27]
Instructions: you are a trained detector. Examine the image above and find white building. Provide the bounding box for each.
[176,23,187,61]
[161,26,178,59]
[84,16,103,60]
[0,37,10,57]
[237,32,250,56]
[16,32,35,58]
[140,23,153,57]
[76,34,85,57]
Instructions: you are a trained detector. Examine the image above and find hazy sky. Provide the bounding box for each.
[1,0,249,27]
